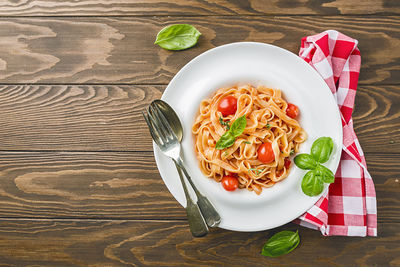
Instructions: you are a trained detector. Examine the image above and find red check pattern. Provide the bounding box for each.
[294,30,377,236]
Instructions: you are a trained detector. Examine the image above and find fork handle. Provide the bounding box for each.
[175,158,221,228]
[174,161,208,237]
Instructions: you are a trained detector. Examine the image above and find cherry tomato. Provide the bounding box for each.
[257,142,275,164]
[286,103,299,119]
[221,175,239,191]
[218,96,237,117]
[284,158,291,169]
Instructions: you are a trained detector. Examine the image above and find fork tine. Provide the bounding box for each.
[147,105,169,145]
[151,103,177,141]
[142,110,159,143]
[148,105,170,142]
[142,109,164,146]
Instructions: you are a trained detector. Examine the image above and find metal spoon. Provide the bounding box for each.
[151,100,221,227]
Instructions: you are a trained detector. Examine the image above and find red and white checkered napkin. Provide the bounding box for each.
[293,30,377,236]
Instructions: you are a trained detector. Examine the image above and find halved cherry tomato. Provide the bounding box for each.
[257,142,275,164]
[286,103,299,119]
[221,175,239,191]
[284,158,291,169]
[218,96,237,116]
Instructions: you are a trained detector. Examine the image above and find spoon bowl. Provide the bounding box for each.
[152,100,183,141]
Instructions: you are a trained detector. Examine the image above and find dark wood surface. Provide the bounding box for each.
[0,16,399,84]
[0,0,399,16]
[0,1,399,266]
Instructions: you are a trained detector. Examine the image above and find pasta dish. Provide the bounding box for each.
[192,84,307,194]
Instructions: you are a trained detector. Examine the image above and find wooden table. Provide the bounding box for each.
[0,1,399,266]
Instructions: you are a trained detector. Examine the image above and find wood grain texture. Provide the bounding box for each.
[0,85,162,151]
[353,85,400,153]
[0,152,184,219]
[0,151,397,221]
[0,0,398,16]
[0,84,398,153]
[0,220,397,267]
[0,16,399,84]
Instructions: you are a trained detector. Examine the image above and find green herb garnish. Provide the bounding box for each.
[261,230,300,257]
[154,24,201,50]
[249,168,264,176]
[290,149,295,155]
[301,170,324,196]
[266,124,271,129]
[215,116,247,150]
[294,154,317,170]
[219,116,230,130]
[310,137,334,163]
[244,141,251,144]
[294,137,335,196]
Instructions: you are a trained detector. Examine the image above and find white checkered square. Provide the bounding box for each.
[342,196,364,215]
[347,226,366,236]
[336,86,349,107]
[340,160,361,178]
[366,196,377,214]
[313,57,334,79]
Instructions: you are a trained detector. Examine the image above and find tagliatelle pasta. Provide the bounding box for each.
[192,84,307,195]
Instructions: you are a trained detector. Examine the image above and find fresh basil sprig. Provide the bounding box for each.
[294,137,335,196]
[261,230,300,257]
[315,164,335,183]
[215,116,246,150]
[311,137,334,163]
[301,171,324,196]
[294,154,317,170]
[154,24,201,50]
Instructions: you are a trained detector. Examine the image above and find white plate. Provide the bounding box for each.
[154,42,342,232]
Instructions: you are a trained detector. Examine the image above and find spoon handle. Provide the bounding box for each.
[176,158,221,228]
[174,161,208,237]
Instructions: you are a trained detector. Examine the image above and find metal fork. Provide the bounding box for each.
[142,109,208,237]
[148,103,221,228]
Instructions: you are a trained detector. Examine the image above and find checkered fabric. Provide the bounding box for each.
[294,30,377,236]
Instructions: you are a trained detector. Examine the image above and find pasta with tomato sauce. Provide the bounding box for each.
[192,84,307,194]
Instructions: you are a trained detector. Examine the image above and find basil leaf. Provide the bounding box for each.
[294,154,317,170]
[261,230,300,257]
[215,116,246,150]
[311,137,334,163]
[301,170,324,196]
[315,164,335,183]
[229,115,247,137]
[154,24,201,50]
[215,132,235,150]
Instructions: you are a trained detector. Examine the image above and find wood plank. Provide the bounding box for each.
[0,220,397,266]
[353,85,400,153]
[0,152,184,219]
[0,85,163,151]
[0,0,398,16]
[0,85,398,153]
[0,16,398,85]
[0,151,397,222]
